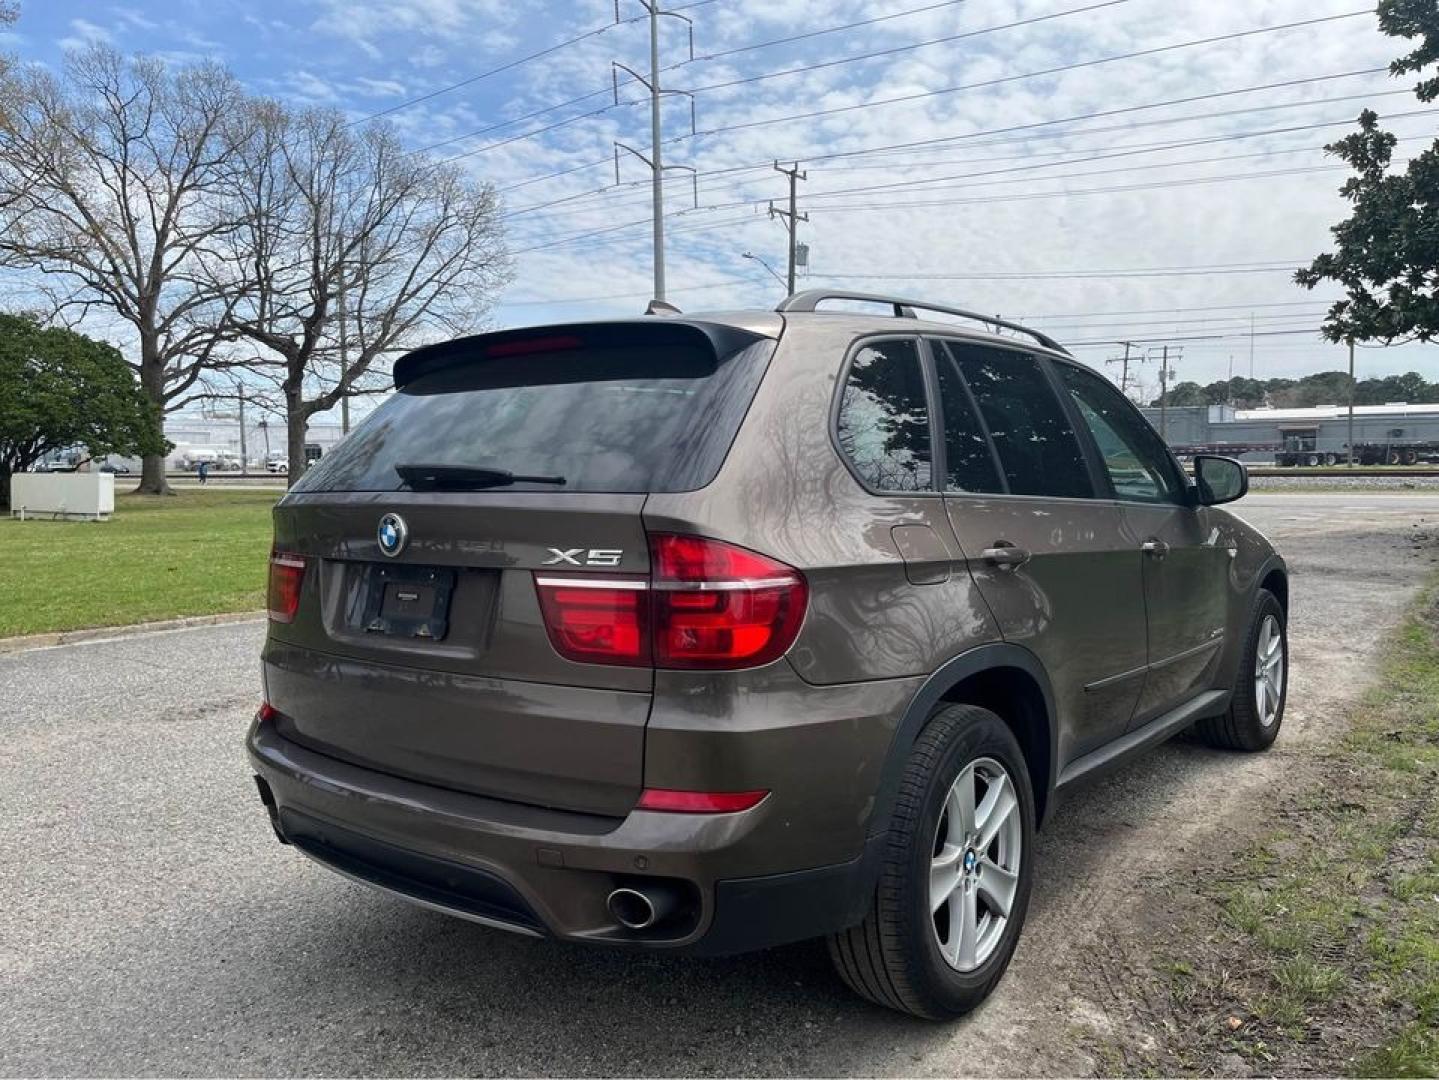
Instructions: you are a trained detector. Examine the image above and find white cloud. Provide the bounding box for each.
[58,17,113,51]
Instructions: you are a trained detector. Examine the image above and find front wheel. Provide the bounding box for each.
[1198,589,1287,751]
[828,704,1036,1019]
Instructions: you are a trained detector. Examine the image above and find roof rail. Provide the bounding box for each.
[775,289,1069,355]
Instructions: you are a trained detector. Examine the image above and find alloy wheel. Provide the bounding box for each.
[929,756,1022,972]
[1254,614,1285,727]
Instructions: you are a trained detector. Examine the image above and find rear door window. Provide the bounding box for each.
[835,338,935,492]
[295,334,773,494]
[942,341,1093,499]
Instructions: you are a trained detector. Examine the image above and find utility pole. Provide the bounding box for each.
[768,161,808,296]
[1347,337,1356,467]
[1160,344,1170,440]
[1105,340,1138,395]
[1249,311,1256,379]
[338,269,350,436]
[1147,344,1181,440]
[612,1,695,304]
[238,385,248,477]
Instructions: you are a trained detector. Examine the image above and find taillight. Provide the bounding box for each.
[267,551,307,623]
[650,534,807,670]
[534,576,650,666]
[531,535,808,670]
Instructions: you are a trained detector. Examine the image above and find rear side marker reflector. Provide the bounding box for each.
[637,788,769,814]
[267,552,307,623]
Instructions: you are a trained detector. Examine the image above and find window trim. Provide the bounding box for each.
[1047,354,1194,507]
[926,334,1099,502]
[829,333,943,498]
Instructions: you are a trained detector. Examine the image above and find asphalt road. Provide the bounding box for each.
[2,491,1435,1077]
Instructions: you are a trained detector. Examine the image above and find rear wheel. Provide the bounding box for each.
[828,704,1035,1019]
[1197,589,1286,751]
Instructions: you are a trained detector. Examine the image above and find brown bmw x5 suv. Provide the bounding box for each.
[249,290,1288,1018]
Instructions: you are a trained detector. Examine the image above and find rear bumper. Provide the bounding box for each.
[248,713,884,955]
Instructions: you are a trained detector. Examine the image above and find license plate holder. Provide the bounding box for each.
[360,564,455,640]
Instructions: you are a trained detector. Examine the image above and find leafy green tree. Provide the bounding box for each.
[1154,381,1209,407]
[0,313,166,508]
[1296,0,1439,343]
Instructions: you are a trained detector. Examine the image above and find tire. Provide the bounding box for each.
[1197,589,1287,752]
[1323,453,1338,466]
[828,704,1036,1019]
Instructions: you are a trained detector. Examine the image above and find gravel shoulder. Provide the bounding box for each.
[0,493,1434,1077]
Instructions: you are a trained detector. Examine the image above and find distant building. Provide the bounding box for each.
[1142,402,1439,464]
[164,413,350,469]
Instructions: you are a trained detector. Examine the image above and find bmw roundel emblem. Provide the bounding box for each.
[377,513,408,558]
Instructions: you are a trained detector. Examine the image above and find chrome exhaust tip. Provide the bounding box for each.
[607,885,675,930]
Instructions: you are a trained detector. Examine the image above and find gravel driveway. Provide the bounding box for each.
[1,492,1434,1077]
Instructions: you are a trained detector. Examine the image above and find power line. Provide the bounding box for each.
[505,153,1364,253]
[1065,327,1328,346]
[821,260,1310,281]
[509,91,1420,225]
[507,131,1429,247]
[681,0,1129,97]
[418,0,980,157]
[696,0,971,61]
[804,87,1413,172]
[437,0,1132,165]
[796,110,1439,203]
[1025,299,1333,320]
[501,275,757,306]
[491,66,1388,206]
[673,10,1372,141]
[352,0,717,125]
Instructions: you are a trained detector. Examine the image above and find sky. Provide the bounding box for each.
[6,0,1439,406]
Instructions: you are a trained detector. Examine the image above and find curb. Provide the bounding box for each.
[0,611,265,655]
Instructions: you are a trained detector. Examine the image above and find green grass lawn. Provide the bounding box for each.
[0,489,279,638]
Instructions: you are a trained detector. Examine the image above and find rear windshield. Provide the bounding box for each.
[295,337,774,494]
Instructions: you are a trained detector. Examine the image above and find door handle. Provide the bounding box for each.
[981,542,1031,571]
[1141,539,1170,559]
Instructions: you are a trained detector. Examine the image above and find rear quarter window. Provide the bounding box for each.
[835,338,935,493]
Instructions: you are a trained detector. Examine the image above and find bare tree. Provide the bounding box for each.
[0,47,251,494]
[212,101,509,484]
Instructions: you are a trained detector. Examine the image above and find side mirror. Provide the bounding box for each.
[1193,455,1248,506]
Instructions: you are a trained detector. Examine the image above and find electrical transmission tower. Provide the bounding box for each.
[768,161,807,296]
[612,0,697,304]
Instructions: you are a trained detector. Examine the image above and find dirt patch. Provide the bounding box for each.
[1076,593,1439,1076]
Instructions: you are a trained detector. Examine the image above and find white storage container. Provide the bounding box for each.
[10,473,115,521]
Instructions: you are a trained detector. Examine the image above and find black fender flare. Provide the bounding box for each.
[1253,553,1288,610]
[864,642,1058,845]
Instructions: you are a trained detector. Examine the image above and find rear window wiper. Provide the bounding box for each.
[395,464,567,491]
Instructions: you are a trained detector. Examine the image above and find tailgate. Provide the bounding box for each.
[265,492,652,816]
